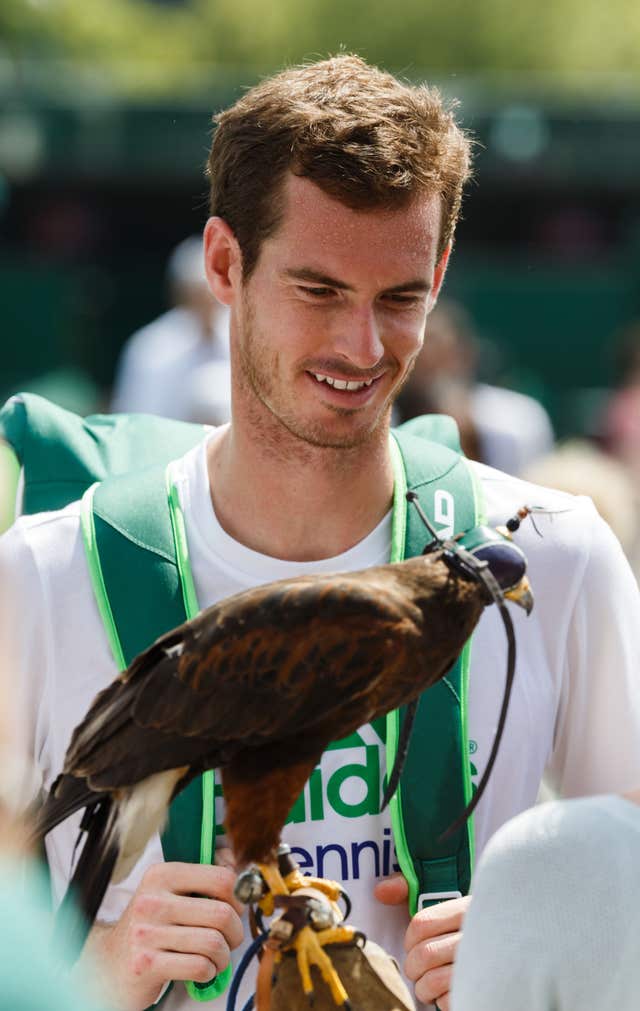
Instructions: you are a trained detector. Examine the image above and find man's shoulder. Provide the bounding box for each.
[0,503,89,633]
[468,458,614,582]
[0,501,83,569]
[470,458,597,529]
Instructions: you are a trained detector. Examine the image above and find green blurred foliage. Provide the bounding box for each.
[1,0,640,96]
[1,0,204,92]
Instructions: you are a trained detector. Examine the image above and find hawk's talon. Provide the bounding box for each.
[338,887,352,920]
[293,924,352,1006]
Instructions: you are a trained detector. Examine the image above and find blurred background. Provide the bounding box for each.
[3,0,640,565]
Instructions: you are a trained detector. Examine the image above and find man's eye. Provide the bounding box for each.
[298,286,334,298]
[384,293,421,306]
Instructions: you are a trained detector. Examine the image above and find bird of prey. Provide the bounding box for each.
[35,496,534,1006]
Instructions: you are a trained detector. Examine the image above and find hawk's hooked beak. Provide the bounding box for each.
[504,575,534,615]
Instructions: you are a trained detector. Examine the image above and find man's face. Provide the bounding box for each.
[232,174,447,449]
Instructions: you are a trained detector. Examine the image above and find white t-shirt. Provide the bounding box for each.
[2,433,640,1011]
[451,794,640,1011]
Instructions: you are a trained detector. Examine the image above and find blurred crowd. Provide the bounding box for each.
[110,236,231,426]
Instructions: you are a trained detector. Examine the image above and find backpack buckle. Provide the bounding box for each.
[418,890,462,910]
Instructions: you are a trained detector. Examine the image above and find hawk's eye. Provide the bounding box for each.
[469,541,527,592]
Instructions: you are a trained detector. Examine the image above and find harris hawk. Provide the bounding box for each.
[34,494,534,1006]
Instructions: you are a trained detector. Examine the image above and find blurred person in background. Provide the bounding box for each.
[524,438,640,580]
[603,320,640,489]
[185,358,232,426]
[110,235,231,420]
[450,787,640,1011]
[395,298,554,475]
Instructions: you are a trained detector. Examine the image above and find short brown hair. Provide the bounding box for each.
[207,54,472,279]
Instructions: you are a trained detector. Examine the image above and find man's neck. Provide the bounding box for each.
[206,422,395,562]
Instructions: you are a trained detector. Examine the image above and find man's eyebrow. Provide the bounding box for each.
[282,268,431,294]
[384,279,432,294]
[282,268,354,291]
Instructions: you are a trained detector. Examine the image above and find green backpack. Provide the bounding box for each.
[0,393,483,1004]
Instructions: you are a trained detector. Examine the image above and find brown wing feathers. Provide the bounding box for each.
[29,548,503,957]
[68,564,429,780]
[36,553,488,916]
[53,553,483,800]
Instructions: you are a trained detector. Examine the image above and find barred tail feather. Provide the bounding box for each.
[31,774,96,845]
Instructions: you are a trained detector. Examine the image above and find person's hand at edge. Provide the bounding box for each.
[82,854,244,1011]
[375,873,470,1010]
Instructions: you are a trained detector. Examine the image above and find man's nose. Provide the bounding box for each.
[333,306,384,370]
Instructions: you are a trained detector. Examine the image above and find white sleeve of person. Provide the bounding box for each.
[546,506,640,795]
[0,517,47,807]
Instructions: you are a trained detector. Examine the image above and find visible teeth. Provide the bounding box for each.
[311,373,375,391]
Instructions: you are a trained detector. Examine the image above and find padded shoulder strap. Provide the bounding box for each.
[87,465,230,1004]
[388,424,482,915]
[392,426,479,554]
[396,413,462,454]
[91,468,187,664]
[0,392,205,515]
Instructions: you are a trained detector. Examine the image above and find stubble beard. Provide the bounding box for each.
[236,293,396,454]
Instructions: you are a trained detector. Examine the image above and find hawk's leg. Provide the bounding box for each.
[257,860,293,916]
[255,844,347,917]
[236,848,360,1008]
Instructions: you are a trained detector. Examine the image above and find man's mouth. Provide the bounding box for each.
[309,372,377,391]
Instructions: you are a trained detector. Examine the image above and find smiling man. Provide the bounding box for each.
[204,174,450,561]
[2,54,640,1011]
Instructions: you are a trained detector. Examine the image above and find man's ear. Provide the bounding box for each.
[203,217,242,306]
[430,243,452,308]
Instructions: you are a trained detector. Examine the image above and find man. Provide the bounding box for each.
[110,235,231,421]
[1,55,639,1011]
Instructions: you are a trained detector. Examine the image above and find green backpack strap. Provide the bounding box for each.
[83,465,230,1005]
[387,424,484,916]
[396,413,462,454]
[0,392,205,516]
